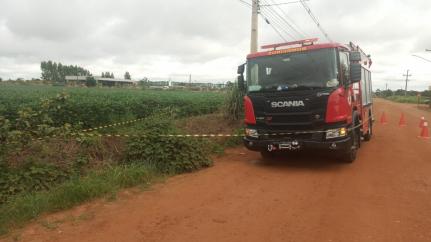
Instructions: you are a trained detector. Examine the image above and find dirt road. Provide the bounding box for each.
[5,99,431,242]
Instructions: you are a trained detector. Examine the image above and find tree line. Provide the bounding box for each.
[41,61,92,83]
[375,89,431,98]
[40,60,133,84]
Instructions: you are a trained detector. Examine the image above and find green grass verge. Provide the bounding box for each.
[385,95,429,104]
[0,164,162,235]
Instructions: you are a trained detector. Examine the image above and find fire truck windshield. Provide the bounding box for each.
[247,48,338,92]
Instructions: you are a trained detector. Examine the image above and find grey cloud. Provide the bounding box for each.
[0,0,430,89]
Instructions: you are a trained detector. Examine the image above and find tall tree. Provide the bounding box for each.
[40,60,92,83]
[124,71,131,80]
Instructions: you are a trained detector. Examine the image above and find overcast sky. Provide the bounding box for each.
[0,0,430,90]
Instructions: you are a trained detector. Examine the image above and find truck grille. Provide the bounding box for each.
[269,112,312,125]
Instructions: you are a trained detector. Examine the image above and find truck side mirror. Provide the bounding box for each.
[349,51,361,62]
[237,64,245,75]
[238,75,245,91]
[237,64,246,91]
[350,63,362,83]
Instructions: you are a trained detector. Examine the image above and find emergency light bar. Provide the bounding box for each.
[261,38,319,50]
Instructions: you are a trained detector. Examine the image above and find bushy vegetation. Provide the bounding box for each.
[375,89,431,105]
[224,84,244,121]
[125,112,212,173]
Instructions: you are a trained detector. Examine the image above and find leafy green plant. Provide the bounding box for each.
[124,111,212,173]
[125,135,212,173]
[224,84,244,121]
[0,163,69,204]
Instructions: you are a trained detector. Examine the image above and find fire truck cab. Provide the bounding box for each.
[237,38,373,162]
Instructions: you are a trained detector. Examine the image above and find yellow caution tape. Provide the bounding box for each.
[81,118,145,132]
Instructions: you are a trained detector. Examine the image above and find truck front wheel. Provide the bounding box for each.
[339,119,360,163]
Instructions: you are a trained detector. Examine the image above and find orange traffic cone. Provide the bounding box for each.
[419,116,425,128]
[380,112,388,124]
[419,121,430,139]
[398,113,406,127]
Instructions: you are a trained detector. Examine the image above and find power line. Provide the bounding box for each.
[260,0,308,6]
[237,0,252,7]
[237,0,300,47]
[237,0,252,8]
[259,11,288,41]
[413,54,431,63]
[260,0,299,39]
[266,0,308,37]
[403,70,412,96]
[238,0,302,40]
[262,0,305,39]
[299,0,332,42]
[260,8,296,40]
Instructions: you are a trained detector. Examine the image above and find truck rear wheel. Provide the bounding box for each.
[363,114,373,141]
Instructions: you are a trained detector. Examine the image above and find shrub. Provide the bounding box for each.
[125,135,212,173]
[0,163,69,204]
[125,111,212,173]
[224,84,244,121]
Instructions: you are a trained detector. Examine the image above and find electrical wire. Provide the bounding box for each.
[260,0,308,6]
[236,0,298,42]
[260,0,302,39]
[266,0,308,38]
[237,0,252,7]
[299,0,332,42]
[261,10,295,40]
[259,11,288,41]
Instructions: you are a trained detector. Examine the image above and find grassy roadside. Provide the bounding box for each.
[0,164,163,235]
[385,95,430,105]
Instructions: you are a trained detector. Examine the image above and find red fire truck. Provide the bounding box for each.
[237,38,373,162]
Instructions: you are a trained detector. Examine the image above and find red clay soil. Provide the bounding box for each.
[3,99,431,242]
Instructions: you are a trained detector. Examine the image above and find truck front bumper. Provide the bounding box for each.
[243,136,352,152]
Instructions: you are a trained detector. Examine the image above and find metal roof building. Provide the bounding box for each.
[65,76,137,86]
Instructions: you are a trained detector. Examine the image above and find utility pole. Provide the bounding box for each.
[403,70,412,96]
[385,83,388,91]
[250,0,260,53]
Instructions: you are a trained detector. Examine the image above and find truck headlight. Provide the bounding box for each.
[245,128,259,138]
[326,127,347,139]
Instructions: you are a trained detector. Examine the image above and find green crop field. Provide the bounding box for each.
[0,84,225,128]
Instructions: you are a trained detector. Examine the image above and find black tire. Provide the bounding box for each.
[260,150,275,161]
[339,116,360,163]
[363,114,373,141]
